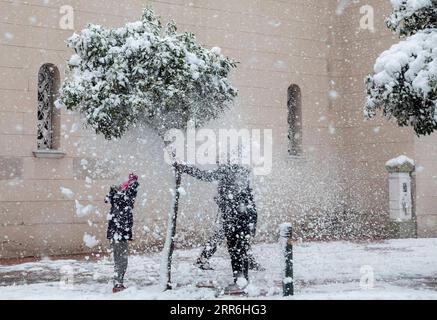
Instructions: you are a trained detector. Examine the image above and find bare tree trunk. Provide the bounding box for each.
[161,164,182,290]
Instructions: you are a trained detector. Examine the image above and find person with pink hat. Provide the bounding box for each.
[105,173,139,293]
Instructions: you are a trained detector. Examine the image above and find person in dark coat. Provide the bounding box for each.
[178,162,258,289]
[105,173,139,293]
[196,190,264,272]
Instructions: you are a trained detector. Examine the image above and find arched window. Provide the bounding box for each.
[287,85,302,156]
[37,64,60,150]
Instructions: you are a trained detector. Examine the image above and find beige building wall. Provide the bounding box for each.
[1,0,436,259]
[414,134,437,236]
[328,0,415,214]
[328,0,437,238]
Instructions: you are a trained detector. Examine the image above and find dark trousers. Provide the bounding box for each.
[111,240,129,286]
[222,213,251,283]
[199,227,258,267]
[199,228,225,261]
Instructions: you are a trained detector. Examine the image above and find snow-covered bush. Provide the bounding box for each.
[365,0,437,136]
[58,8,237,139]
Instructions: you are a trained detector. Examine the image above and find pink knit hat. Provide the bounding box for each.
[121,173,138,190]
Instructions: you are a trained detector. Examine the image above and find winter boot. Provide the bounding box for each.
[195,257,214,270]
[112,284,126,293]
[223,282,247,295]
[249,260,266,271]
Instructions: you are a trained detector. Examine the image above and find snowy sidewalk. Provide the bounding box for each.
[1,238,437,299]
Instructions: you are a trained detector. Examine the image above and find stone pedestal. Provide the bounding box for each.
[386,156,416,239]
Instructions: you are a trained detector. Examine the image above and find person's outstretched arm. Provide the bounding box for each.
[105,185,118,204]
[177,164,219,182]
[125,181,139,209]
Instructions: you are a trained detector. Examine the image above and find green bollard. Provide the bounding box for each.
[280,223,294,296]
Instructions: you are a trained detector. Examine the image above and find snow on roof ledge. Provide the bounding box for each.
[386,155,415,173]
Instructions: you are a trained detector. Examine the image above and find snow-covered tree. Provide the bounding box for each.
[58,8,238,289]
[364,0,437,135]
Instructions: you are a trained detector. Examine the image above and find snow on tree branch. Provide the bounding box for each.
[364,0,437,136]
[58,8,238,140]
[386,0,437,36]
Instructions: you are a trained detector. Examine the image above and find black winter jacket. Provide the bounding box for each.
[106,181,139,241]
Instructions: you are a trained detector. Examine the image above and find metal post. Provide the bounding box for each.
[280,223,294,296]
[166,163,182,290]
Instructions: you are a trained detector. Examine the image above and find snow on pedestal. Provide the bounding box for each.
[385,155,415,173]
[279,223,292,238]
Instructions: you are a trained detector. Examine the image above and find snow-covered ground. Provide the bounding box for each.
[1,238,437,300]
